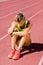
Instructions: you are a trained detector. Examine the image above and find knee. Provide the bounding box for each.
[24,34,30,40]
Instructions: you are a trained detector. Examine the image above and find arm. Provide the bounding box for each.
[8,21,17,34]
[13,23,32,36]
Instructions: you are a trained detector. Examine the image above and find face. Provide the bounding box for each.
[19,20,25,27]
[14,15,25,26]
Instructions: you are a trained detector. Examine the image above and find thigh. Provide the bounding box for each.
[24,34,31,46]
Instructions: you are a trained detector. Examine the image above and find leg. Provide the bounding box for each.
[17,36,26,50]
[8,34,18,58]
[12,36,26,59]
[24,34,31,46]
[12,34,31,59]
[17,34,31,50]
[11,34,18,49]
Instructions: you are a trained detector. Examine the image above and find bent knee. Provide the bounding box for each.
[23,34,30,38]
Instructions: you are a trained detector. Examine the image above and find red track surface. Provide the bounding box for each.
[0,0,43,65]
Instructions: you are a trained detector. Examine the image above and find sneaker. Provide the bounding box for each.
[8,49,15,59]
[12,50,20,60]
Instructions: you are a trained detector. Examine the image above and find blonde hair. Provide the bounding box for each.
[17,12,25,22]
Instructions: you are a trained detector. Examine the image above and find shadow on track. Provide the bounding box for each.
[20,43,43,58]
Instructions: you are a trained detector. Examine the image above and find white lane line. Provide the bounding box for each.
[0,0,32,10]
[29,9,43,20]
[0,0,41,19]
[0,34,8,40]
[0,9,43,41]
[38,56,43,65]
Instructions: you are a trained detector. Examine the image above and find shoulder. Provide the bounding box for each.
[25,19,30,27]
[12,21,18,26]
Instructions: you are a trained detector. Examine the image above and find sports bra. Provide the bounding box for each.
[17,19,30,32]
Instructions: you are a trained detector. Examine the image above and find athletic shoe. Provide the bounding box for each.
[12,50,20,60]
[8,49,15,59]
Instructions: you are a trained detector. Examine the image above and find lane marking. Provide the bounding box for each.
[0,9,43,41]
[0,0,32,10]
[38,56,43,65]
[0,34,8,40]
[0,0,41,19]
[29,9,43,20]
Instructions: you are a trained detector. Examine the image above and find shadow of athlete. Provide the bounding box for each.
[20,43,43,58]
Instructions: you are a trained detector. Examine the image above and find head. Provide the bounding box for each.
[15,12,25,26]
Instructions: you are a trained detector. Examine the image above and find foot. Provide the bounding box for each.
[12,50,20,60]
[8,49,15,59]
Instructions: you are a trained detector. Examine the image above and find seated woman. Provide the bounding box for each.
[8,12,32,60]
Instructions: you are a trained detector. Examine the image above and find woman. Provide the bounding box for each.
[8,12,31,60]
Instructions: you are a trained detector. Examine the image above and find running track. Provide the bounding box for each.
[0,0,43,65]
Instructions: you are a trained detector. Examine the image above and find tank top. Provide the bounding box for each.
[17,19,31,34]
